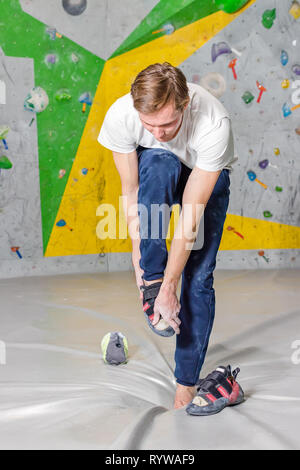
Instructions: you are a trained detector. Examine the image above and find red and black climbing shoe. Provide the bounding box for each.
[140,281,175,337]
[186,365,244,416]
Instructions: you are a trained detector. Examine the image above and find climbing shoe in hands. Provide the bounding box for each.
[140,281,175,337]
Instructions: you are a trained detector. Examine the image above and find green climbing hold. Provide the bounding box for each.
[242,91,255,104]
[262,8,276,29]
[213,0,250,14]
[275,186,283,192]
[0,125,9,140]
[55,89,72,102]
[0,155,13,170]
[263,210,273,218]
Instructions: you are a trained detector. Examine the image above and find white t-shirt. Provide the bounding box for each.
[98,83,237,172]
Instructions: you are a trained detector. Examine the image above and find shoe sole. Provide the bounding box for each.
[186,394,245,416]
[144,313,175,337]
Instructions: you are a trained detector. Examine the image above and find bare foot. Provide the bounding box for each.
[174,384,196,409]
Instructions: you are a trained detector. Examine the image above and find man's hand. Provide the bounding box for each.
[153,283,181,334]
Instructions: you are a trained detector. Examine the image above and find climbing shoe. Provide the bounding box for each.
[140,281,175,337]
[186,365,244,416]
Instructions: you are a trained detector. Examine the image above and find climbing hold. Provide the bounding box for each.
[275,186,283,192]
[282,103,292,117]
[46,27,57,40]
[101,332,128,365]
[289,1,300,19]
[62,0,87,16]
[226,226,244,240]
[263,210,273,218]
[56,219,73,231]
[200,73,226,98]
[11,247,22,259]
[213,0,250,14]
[259,159,269,169]
[259,159,277,170]
[274,148,280,155]
[281,50,289,66]
[0,125,9,150]
[1,140,8,150]
[258,250,269,263]
[79,92,93,112]
[256,81,266,103]
[81,167,94,176]
[281,79,290,89]
[295,126,300,135]
[152,23,175,35]
[79,92,92,105]
[24,87,49,113]
[45,54,57,64]
[242,91,255,104]
[0,155,13,170]
[228,58,237,80]
[71,53,79,63]
[211,42,232,62]
[292,64,300,76]
[55,89,72,102]
[262,8,276,29]
[59,169,66,179]
[247,171,268,189]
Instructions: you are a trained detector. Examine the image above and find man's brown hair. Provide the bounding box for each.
[131,62,189,114]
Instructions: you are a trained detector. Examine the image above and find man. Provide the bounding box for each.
[98,62,244,415]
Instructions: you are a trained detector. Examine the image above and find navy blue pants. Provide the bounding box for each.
[137,147,230,386]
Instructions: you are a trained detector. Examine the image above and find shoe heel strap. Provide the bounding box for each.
[142,282,163,301]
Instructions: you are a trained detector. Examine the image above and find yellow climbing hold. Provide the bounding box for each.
[289,1,300,19]
[274,147,280,155]
[281,79,290,89]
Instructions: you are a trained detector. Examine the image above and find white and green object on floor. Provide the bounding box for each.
[101,332,128,365]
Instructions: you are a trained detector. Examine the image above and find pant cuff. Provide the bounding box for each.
[176,378,197,387]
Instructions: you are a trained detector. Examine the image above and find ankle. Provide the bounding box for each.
[143,278,163,286]
[176,383,196,391]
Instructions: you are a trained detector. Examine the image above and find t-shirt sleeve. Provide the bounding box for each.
[194,117,234,172]
[97,102,137,154]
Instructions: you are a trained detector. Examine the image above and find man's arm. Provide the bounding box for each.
[153,168,221,328]
[112,150,143,292]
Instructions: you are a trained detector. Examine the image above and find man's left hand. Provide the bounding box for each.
[152,284,181,334]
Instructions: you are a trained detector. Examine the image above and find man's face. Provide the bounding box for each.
[139,101,187,142]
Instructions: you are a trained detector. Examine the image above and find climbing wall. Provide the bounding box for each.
[0,0,299,279]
